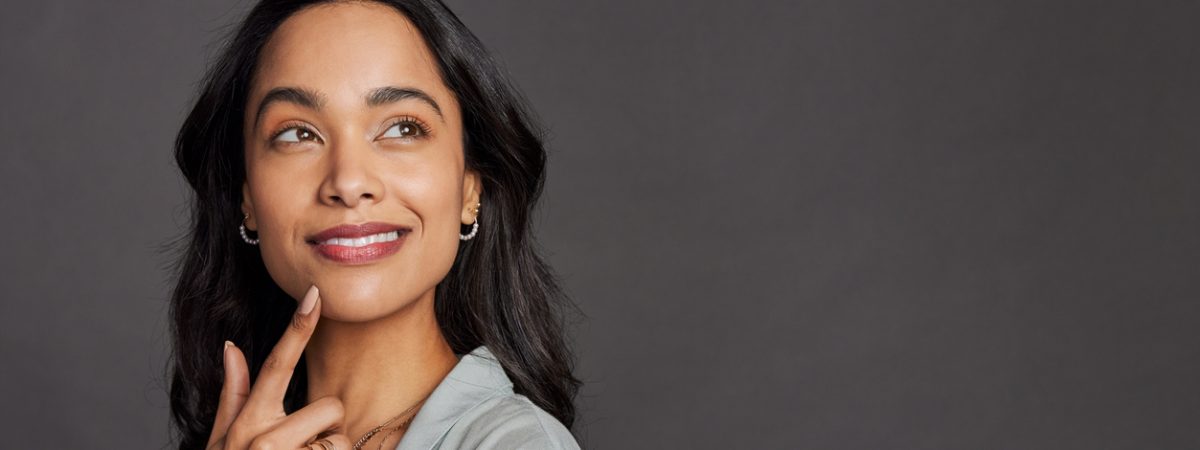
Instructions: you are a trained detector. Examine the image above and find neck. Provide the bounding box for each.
[304,288,459,445]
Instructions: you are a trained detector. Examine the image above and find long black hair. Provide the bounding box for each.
[166,1,581,448]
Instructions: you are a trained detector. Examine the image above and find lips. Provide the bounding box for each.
[306,222,411,244]
[306,222,411,265]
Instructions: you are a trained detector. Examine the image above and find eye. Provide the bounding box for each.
[380,116,431,140]
[271,125,322,145]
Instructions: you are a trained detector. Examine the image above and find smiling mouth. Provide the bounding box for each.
[304,222,412,264]
[308,230,405,247]
[307,230,409,265]
[305,222,413,244]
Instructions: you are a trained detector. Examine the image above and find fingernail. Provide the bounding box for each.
[298,285,319,316]
[222,340,233,373]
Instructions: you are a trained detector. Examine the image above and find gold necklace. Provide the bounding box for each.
[351,394,432,450]
[371,416,415,450]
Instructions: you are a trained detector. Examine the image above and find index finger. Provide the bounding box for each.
[245,284,321,411]
[206,341,250,449]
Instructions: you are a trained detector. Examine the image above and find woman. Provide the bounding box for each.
[167,1,582,449]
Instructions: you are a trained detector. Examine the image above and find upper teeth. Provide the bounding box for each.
[321,231,401,247]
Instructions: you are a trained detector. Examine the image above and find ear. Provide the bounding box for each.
[461,169,482,224]
[241,181,257,230]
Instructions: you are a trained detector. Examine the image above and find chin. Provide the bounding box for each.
[261,246,447,322]
[309,275,428,323]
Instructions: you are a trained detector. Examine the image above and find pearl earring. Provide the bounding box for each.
[239,213,260,245]
[460,202,481,241]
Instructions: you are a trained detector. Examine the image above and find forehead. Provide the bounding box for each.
[247,2,455,115]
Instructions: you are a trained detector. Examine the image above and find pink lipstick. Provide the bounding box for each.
[306,222,410,265]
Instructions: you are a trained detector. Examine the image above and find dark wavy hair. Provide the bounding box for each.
[165,1,581,448]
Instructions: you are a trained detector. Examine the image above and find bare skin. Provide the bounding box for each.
[208,2,481,449]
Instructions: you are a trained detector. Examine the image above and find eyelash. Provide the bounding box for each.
[383,115,433,140]
[267,115,433,146]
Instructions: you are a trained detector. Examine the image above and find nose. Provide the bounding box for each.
[318,140,384,208]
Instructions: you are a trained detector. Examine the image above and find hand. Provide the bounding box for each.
[206,285,352,450]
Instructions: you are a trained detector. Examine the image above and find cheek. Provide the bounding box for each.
[247,169,313,299]
[387,155,466,284]
[393,160,464,253]
[409,170,462,225]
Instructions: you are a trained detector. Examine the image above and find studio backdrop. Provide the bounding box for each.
[0,1,1197,449]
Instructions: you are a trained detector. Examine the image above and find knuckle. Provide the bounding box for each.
[224,423,247,445]
[290,312,309,332]
[248,436,277,450]
[324,396,345,418]
[261,354,284,371]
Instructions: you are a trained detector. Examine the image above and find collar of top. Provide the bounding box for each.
[394,345,514,450]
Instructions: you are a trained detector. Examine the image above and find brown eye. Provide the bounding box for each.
[274,126,320,144]
[381,118,428,139]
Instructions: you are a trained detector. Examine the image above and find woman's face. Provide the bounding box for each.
[240,2,480,321]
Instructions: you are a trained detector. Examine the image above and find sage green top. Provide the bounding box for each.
[394,346,580,450]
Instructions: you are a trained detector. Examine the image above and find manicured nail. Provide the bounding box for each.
[222,340,234,373]
[298,285,319,316]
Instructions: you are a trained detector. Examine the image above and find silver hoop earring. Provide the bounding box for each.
[239,213,260,245]
[460,218,479,241]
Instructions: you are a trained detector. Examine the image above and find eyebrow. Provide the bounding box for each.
[253,85,445,129]
[367,86,444,119]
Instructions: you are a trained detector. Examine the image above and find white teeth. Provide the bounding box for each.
[321,231,400,247]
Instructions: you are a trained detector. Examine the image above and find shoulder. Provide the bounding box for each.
[440,392,580,450]
[395,345,581,450]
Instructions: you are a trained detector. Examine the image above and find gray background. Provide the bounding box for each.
[1,1,1197,448]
